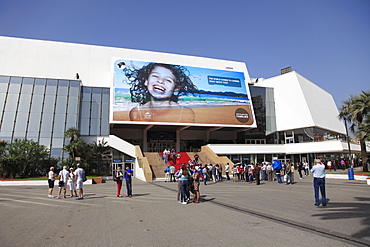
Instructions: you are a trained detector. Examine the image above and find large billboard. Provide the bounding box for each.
[112,59,255,127]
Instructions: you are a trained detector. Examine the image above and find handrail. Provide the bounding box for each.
[135,146,152,183]
[200,145,234,169]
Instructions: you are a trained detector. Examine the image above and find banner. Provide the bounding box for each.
[112,59,254,126]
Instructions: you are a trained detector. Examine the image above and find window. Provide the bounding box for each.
[14,112,28,133]
[0,76,10,94]
[4,94,19,112]
[43,95,56,113]
[18,93,32,113]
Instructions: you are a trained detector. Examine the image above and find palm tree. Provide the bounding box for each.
[93,139,111,174]
[63,127,83,160]
[339,91,370,172]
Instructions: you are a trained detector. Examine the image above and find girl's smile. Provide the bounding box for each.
[145,66,178,100]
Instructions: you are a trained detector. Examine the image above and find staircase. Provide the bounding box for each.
[143,152,164,179]
[142,147,234,180]
[144,152,193,179]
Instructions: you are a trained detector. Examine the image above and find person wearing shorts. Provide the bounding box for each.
[47,167,56,198]
[74,163,85,200]
[68,168,77,197]
[57,166,69,199]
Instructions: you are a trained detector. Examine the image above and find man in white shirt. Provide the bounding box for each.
[74,163,85,200]
[310,160,327,206]
[170,164,176,182]
[261,163,267,181]
[225,163,230,180]
[57,166,69,199]
[267,163,273,181]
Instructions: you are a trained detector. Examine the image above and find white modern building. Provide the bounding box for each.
[0,36,359,181]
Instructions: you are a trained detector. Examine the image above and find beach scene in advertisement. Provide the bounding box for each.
[113,59,254,126]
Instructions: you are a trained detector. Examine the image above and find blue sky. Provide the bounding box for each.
[0,0,369,108]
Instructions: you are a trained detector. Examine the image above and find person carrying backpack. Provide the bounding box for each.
[116,167,124,197]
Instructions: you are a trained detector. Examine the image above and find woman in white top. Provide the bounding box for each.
[68,168,77,197]
[304,161,310,176]
[47,167,56,198]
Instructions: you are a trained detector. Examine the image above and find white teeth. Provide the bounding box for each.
[154,86,165,92]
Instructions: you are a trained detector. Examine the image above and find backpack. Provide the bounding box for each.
[82,171,87,182]
[113,171,122,182]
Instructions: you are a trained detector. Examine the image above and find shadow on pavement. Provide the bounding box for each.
[311,197,370,240]
[132,193,150,197]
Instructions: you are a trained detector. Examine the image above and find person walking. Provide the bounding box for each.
[163,148,169,165]
[247,165,254,183]
[327,160,332,171]
[285,162,293,185]
[340,159,346,170]
[311,160,327,206]
[261,162,267,181]
[218,165,223,181]
[116,167,124,197]
[171,149,177,165]
[233,165,238,182]
[124,166,133,197]
[255,163,261,185]
[291,163,295,184]
[297,162,303,179]
[303,161,310,176]
[211,165,217,183]
[272,160,283,184]
[225,163,230,180]
[267,163,273,181]
[170,164,176,182]
[164,165,171,182]
[202,166,208,185]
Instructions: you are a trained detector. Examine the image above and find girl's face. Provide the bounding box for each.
[145,66,178,100]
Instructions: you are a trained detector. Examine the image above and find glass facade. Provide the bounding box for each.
[0,75,110,159]
[243,86,277,143]
[79,86,109,137]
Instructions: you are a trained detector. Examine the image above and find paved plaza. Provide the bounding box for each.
[0,174,369,247]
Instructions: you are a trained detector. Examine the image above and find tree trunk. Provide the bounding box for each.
[360,140,368,172]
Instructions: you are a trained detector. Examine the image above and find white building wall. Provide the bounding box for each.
[207,140,361,155]
[297,73,345,133]
[0,36,251,88]
[255,71,346,135]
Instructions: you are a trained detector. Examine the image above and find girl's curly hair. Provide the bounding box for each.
[123,63,198,105]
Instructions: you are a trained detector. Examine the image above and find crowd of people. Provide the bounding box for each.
[168,158,331,206]
[46,154,349,207]
[47,163,85,200]
[164,160,227,204]
[230,161,306,184]
[162,148,181,166]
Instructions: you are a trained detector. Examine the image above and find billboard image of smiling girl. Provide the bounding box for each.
[123,63,199,123]
[113,60,254,127]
